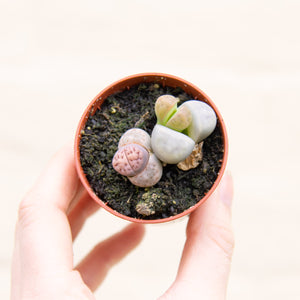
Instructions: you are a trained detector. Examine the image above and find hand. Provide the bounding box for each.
[159,172,234,300]
[11,144,145,300]
[11,144,234,300]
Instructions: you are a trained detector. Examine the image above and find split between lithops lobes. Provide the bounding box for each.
[151,95,217,164]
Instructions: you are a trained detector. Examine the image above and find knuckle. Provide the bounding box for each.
[17,190,41,228]
[205,223,235,259]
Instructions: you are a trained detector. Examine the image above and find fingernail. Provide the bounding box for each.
[218,171,234,208]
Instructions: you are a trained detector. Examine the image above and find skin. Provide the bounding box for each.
[11,143,234,300]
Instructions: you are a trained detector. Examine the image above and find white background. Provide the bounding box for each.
[1,0,300,298]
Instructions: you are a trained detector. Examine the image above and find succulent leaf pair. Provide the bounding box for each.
[155,95,192,132]
[151,95,217,164]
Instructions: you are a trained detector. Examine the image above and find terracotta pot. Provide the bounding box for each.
[74,73,228,224]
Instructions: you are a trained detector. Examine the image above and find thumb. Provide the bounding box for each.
[160,172,234,300]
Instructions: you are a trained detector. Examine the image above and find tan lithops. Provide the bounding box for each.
[165,105,192,132]
[155,95,178,125]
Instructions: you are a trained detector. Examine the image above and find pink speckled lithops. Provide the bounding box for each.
[112,144,149,177]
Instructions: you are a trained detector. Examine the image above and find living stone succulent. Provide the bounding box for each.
[151,124,195,164]
[118,127,151,149]
[155,95,192,132]
[112,128,163,187]
[179,100,217,143]
[151,95,217,164]
[127,153,162,187]
[112,144,149,177]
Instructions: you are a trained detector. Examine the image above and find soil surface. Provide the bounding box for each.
[79,83,224,220]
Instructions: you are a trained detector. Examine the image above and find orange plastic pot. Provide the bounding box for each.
[74,73,228,224]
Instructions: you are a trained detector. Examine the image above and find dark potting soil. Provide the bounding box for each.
[79,83,224,220]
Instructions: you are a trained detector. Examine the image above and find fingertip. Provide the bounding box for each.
[218,171,234,208]
[125,223,146,241]
[172,172,235,298]
[186,170,234,233]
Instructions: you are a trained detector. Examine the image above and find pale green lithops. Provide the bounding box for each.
[112,128,163,187]
[151,95,217,164]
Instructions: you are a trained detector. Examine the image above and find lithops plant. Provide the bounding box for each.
[151,125,195,164]
[180,100,217,143]
[112,128,163,187]
[151,95,217,164]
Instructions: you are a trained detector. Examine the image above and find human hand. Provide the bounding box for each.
[11,144,145,300]
[159,172,234,300]
[11,143,234,300]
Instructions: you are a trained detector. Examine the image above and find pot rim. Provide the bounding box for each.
[74,72,228,224]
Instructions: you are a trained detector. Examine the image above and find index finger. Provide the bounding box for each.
[15,143,80,274]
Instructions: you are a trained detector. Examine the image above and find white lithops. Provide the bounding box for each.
[151,125,195,164]
[112,128,162,187]
[180,100,217,143]
[151,95,217,164]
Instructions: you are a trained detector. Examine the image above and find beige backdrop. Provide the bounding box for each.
[1,0,300,299]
